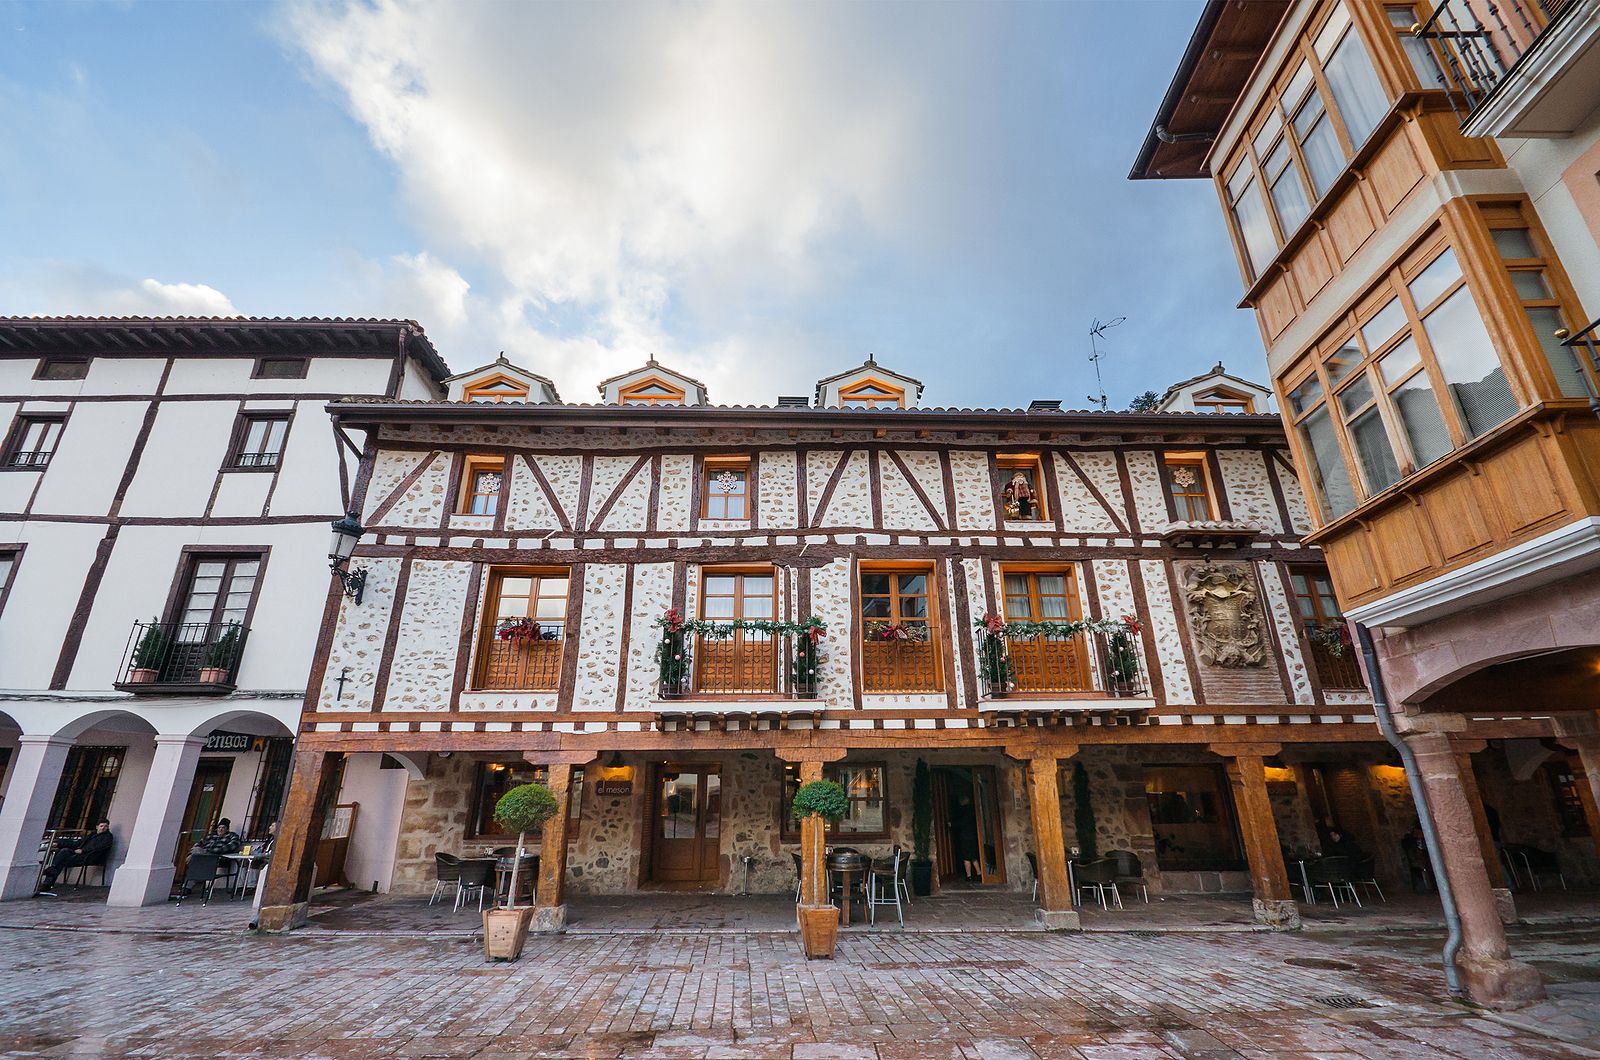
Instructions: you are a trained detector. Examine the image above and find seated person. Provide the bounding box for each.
[193,817,243,856]
[1323,827,1365,860]
[37,820,113,895]
[251,820,278,856]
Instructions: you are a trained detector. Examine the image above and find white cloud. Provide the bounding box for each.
[113,278,239,316]
[0,264,240,317]
[280,0,924,400]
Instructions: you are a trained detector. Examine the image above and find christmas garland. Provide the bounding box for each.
[655,608,827,642]
[973,613,1142,640]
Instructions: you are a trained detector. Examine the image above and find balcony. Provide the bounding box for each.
[1415,0,1600,136]
[114,620,249,695]
[975,627,1150,701]
[658,627,821,700]
[1302,623,1368,691]
[476,620,563,691]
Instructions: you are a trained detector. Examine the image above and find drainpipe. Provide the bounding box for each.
[1153,124,1214,145]
[1355,622,1464,998]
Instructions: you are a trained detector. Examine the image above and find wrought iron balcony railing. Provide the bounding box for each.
[1302,623,1367,691]
[476,620,563,691]
[1414,0,1580,124]
[4,451,53,468]
[976,628,1150,699]
[658,629,821,699]
[1561,316,1600,416]
[115,620,249,694]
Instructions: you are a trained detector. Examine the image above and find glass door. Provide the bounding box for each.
[650,764,722,885]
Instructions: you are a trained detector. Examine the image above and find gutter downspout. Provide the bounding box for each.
[1154,124,1214,145]
[1356,621,1464,998]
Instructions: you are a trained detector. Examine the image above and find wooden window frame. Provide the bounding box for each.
[618,376,687,406]
[472,567,569,692]
[1193,385,1257,414]
[780,760,889,841]
[458,455,506,517]
[0,543,22,618]
[998,565,1090,693]
[251,357,309,380]
[695,565,778,694]
[33,357,90,381]
[463,373,531,403]
[224,412,290,472]
[857,560,944,694]
[837,376,906,409]
[700,456,752,521]
[995,453,1049,522]
[2,413,66,470]
[162,547,270,634]
[1162,452,1217,522]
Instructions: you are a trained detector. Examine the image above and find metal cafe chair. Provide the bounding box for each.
[454,858,495,912]
[1025,852,1039,901]
[1074,858,1123,910]
[867,848,908,927]
[1306,856,1361,908]
[429,852,462,906]
[1112,851,1149,904]
[175,853,223,906]
[791,852,804,902]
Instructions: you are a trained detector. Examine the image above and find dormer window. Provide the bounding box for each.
[1193,386,1256,414]
[464,375,531,403]
[618,377,686,406]
[997,454,1048,521]
[838,379,905,409]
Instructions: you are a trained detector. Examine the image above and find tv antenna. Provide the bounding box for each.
[1086,316,1126,411]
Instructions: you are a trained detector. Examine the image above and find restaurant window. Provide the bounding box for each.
[996,454,1047,521]
[1289,567,1364,690]
[859,565,942,692]
[701,457,750,520]
[1481,203,1594,401]
[253,357,308,380]
[782,762,887,838]
[1144,765,1246,872]
[3,414,66,469]
[696,567,777,693]
[618,376,686,406]
[475,569,567,691]
[1549,762,1589,838]
[46,746,125,833]
[1001,567,1090,692]
[459,456,505,516]
[837,378,905,409]
[470,761,549,838]
[35,358,90,381]
[463,375,530,403]
[226,414,289,470]
[1162,454,1215,521]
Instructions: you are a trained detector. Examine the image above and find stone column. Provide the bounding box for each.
[1406,727,1544,1008]
[107,734,205,907]
[258,748,343,933]
[1022,749,1079,930]
[0,735,73,900]
[1213,743,1300,929]
[1452,740,1515,923]
[532,763,576,933]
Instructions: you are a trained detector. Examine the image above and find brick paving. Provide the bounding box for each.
[1,899,1597,1058]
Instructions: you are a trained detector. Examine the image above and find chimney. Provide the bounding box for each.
[777,396,810,408]
[1028,399,1063,411]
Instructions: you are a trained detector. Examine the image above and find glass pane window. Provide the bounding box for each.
[1229,168,1278,277]
[1389,370,1454,467]
[1509,271,1551,300]
[836,765,885,834]
[1164,457,1214,521]
[1347,405,1402,494]
[998,458,1046,520]
[477,570,566,691]
[859,566,940,692]
[1297,104,1343,196]
[1266,141,1311,234]
[1288,374,1323,416]
[1492,228,1538,260]
[1360,300,1407,353]
[1423,286,1518,437]
[703,462,749,520]
[1388,4,1440,85]
[1525,306,1590,399]
[4,415,65,468]
[468,469,502,515]
[1408,249,1463,309]
[1322,21,1388,147]
[1299,405,1358,519]
[232,416,288,468]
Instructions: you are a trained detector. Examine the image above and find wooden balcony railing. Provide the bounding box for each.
[976,628,1149,699]
[476,621,563,691]
[658,628,821,698]
[114,620,249,695]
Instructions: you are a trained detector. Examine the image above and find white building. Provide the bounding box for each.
[0,317,446,906]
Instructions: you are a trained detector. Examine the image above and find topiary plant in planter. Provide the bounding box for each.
[483,782,558,961]
[792,778,849,959]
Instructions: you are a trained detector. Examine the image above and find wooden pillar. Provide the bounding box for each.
[1019,746,1079,930]
[1554,722,1600,859]
[1213,743,1299,930]
[1406,727,1544,1009]
[797,760,827,907]
[258,748,342,933]
[527,751,593,933]
[1452,740,1515,920]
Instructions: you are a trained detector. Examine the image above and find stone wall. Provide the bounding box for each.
[390,753,475,894]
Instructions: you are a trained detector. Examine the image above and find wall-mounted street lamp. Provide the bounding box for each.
[328,513,368,605]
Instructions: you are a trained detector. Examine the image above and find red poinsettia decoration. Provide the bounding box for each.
[1120,614,1142,637]
[981,612,1007,635]
[497,619,550,642]
[660,607,686,634]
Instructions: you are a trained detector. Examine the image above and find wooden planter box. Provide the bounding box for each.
[483,906,535,961]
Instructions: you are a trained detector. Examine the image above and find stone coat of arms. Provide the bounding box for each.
[1183,563,1265,668]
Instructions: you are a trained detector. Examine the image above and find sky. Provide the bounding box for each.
[0,0,1264,409]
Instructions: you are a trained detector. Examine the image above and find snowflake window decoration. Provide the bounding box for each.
[1170,466,1198,489]
[712,470,741,495]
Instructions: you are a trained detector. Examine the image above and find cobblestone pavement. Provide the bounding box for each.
[2,912,1598,1058]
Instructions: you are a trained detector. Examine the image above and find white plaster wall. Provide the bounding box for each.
[534,455,583,530]
[1052,453,1119,535]
[1124,452,1169,531]
[120,402,238,518]
[30,403,147,516]
[267,403,345,517]
[624,563,674,709]
[363,450,437,524]
[1259,563,1317,706]
[0,522,106,690]
[317,556,403,711]
[1072,452,1129,532]
[339,752,407,893]
[385,560,472,710]
[759,451,798,528]
[818,450,872,527]
[947,451,995,530]
[572,563,627,711]
[657,454,694,532]
[1139,560,1195,705]
[209,472,272,519]
[384,453,449,528]
[878,452,939,531]
[1217,450,1283,532]
[162,356,392,397]
[810,560,854,705]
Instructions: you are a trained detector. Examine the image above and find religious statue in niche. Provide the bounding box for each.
[1001,468,1038,520]
[1183,563,1266,667]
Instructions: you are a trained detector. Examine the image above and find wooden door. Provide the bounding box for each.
[650,764,722,885]
[970,765,1007,885]
[174,758,232,879]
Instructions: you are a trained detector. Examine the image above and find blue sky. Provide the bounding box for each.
[0,0,1263,408]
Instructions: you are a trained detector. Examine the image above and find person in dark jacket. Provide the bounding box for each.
[37,820,113,895]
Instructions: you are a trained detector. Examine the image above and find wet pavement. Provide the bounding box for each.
[1,891,1597,1057]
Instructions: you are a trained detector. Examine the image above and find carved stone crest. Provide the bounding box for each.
[1183,563,1265,668]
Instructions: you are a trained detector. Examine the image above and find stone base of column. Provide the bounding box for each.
[256,901,309,933]
[532,903,567,933]
[1252,898,1301,930]
[105,864,174,908]
[1490,887,1517,924]
[1035,908,1081,931]
[1458,951,1546,1010]
[1,860,44,901]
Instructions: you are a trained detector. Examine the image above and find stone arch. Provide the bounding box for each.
[1411,643,1600,713]
[51,709,159,742]
[183,708,295,740]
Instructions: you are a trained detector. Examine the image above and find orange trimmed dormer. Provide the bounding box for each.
[599,358,708,406]
[815,358,924,409]
[444,355,561,404]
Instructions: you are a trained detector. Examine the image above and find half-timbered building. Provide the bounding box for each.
[259,354,1443,935]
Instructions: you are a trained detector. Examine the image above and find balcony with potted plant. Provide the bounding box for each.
[114,618,250,695]
[652,608,828,724]
[973,612,1151,720]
